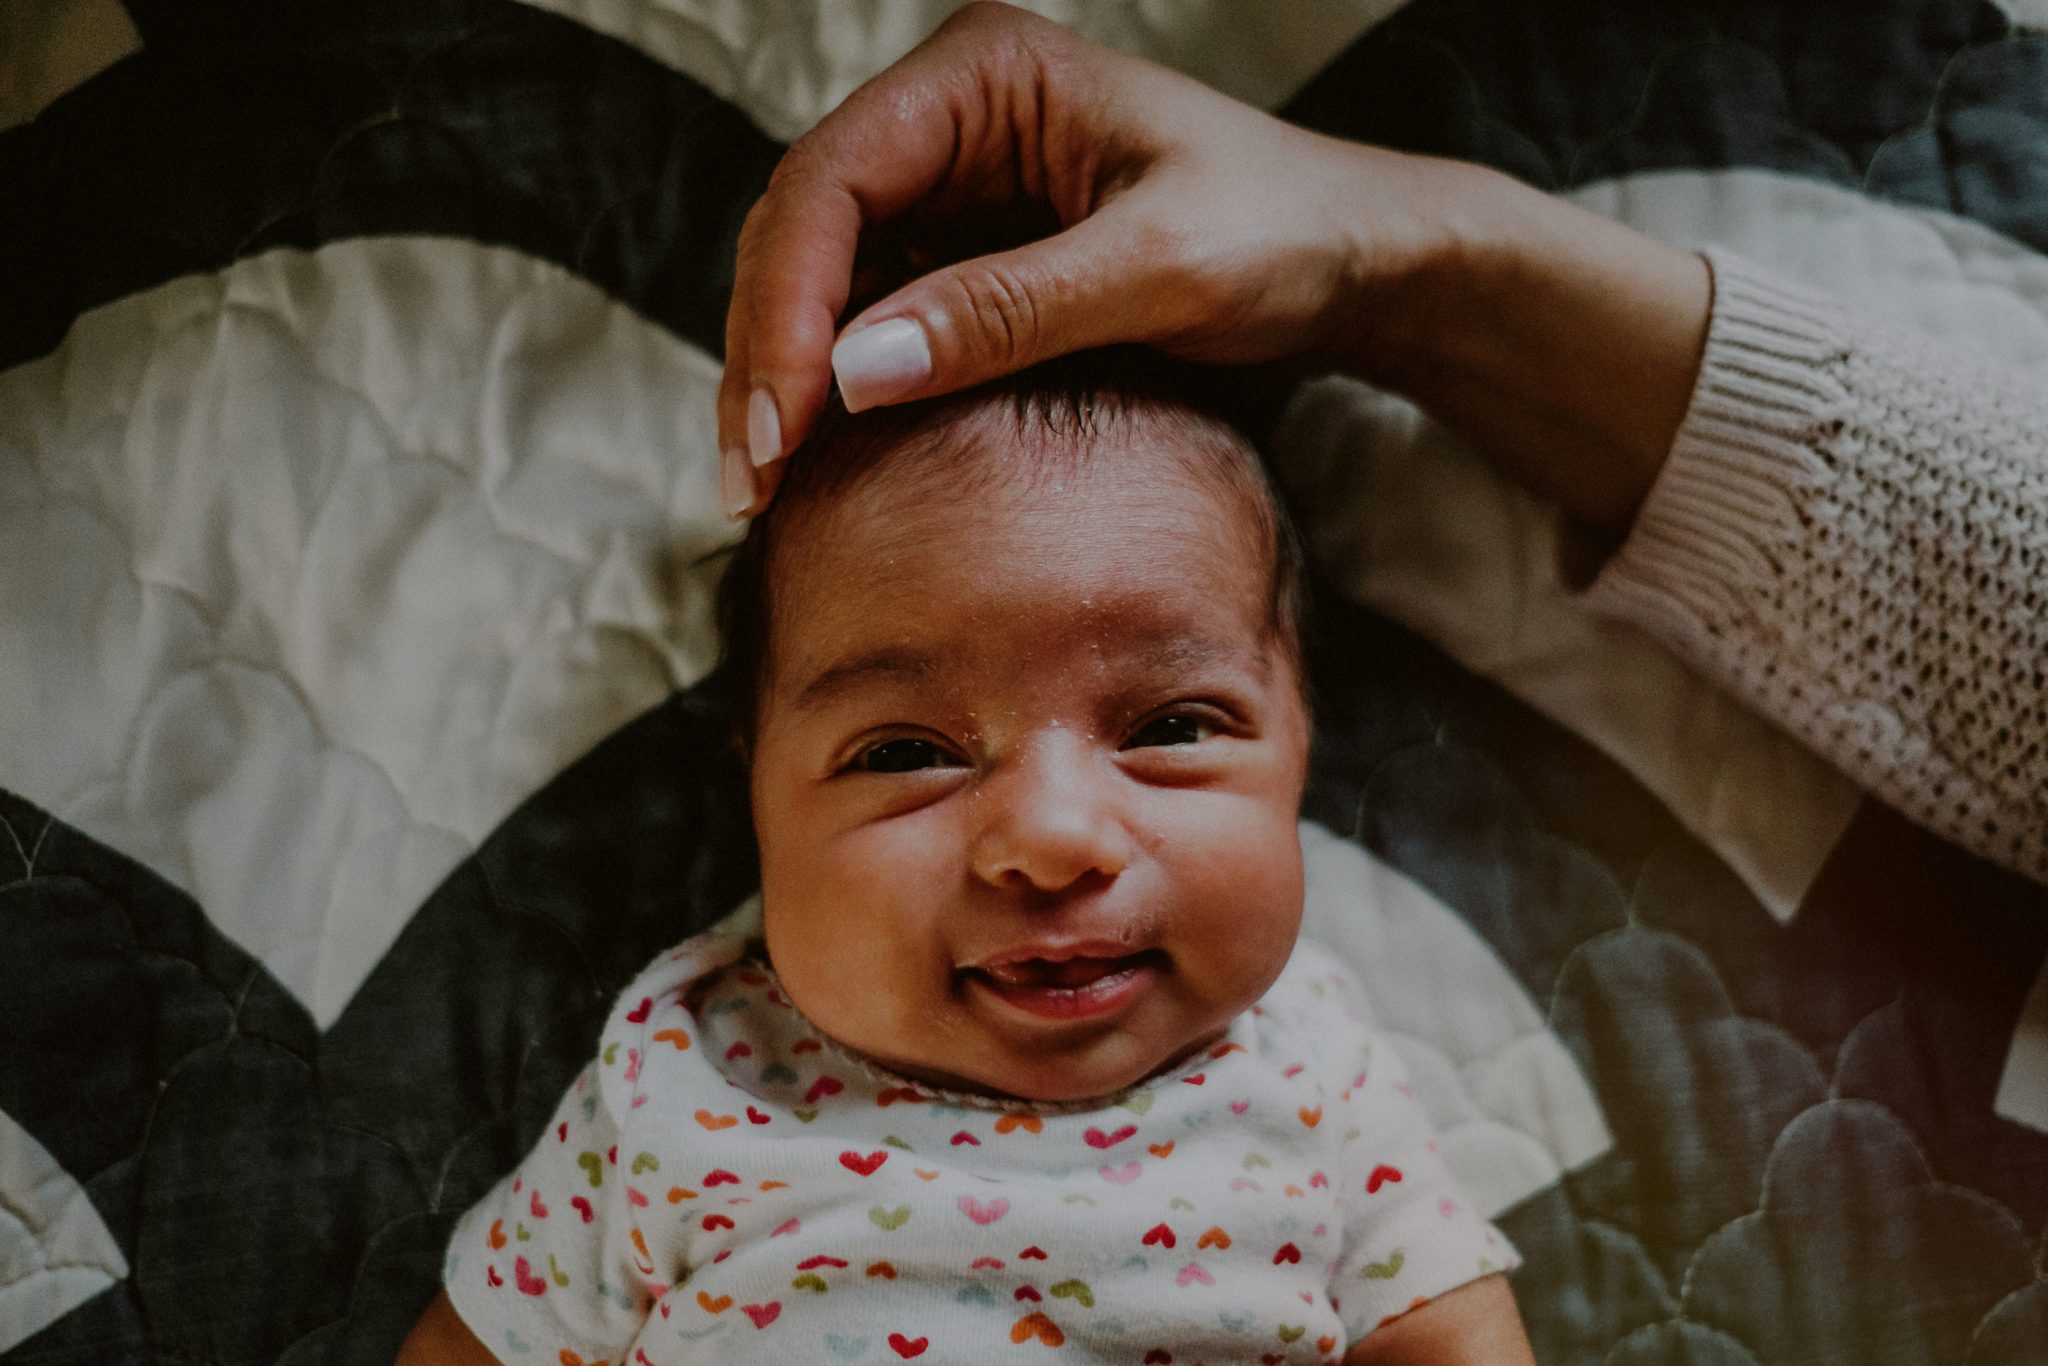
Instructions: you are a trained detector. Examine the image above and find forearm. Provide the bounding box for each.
[1342,158,1711,537]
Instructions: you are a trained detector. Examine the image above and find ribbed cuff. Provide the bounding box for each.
[1584,246,1853,636]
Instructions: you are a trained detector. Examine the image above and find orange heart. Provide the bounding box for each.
[915,1168,940,1181]
[631,1228,651,1259]
[695,1109,739,1131]
[995,1114,1044,1135]
[866,1260,898,1279]
[760,1179,789,1190]
[1317,1337,1337,1354]
[1196,1226,1231,1250]
[667,1186,695,1202]
[557,1352,583,1366]
[1147,1141,1175,1159]
[652,1028,691,1051]
[1284,1184,1305,1198]
[1208,1041,1247,1059]
[1009,1312,1065,1346]
[487,1217,507,1250]
[1298,1105,1322,1128]
[698,1291,734,1314]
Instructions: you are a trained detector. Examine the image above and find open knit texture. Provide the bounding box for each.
[1588,246,2048,888]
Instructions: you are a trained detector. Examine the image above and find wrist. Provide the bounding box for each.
[1330,156,1711,533]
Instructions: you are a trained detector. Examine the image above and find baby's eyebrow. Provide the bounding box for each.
[792,646,942,712]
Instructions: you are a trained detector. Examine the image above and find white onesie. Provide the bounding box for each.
[446,930,1516,1364]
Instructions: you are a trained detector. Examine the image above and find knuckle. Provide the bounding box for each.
[950,263,1043,369]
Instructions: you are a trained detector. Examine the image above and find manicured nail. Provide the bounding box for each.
[832,317,931,411]
[748,386,782,468]
[721,445,755,520]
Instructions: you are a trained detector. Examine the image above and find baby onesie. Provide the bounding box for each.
[446,930,1516,1364]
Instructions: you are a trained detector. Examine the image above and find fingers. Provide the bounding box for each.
[830,208,1169,410]
[717,3,1075,516]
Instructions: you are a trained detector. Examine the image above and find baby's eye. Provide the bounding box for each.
[1124,713,1212,749]
[853,737,959,773]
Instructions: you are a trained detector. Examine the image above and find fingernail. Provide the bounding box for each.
[832,317,931,411]
[748,386,783,468]
[721,445,755,520]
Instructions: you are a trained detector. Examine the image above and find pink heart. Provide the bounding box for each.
[1175,1262,1214,1287]
[1099,1161,1142,1185]
[1229,1101,1250,1115]
[1230,1177,1263,1192]
[626,1186,649,1207]
[513,1255,546,1296]
[1084,1124,1136,1149]
[742,1301,782,1329]
[958,1195,1011,1225]
[772,1218,801,1236]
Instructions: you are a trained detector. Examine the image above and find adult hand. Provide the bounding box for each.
[719,1,1709,531]
[716,1,1453,515]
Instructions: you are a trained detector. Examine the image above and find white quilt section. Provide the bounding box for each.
[1,238,734,1027]
[504,0,1413,143]
[0,1107,126,1353]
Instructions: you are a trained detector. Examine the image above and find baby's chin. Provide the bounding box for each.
[875,1025,1223,1107]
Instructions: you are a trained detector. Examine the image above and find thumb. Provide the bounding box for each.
[829,211,1161,410]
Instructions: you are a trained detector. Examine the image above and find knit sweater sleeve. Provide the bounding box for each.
[1582,246,2048,888]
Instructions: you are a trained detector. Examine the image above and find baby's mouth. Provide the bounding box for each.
[966,949,1164,1022]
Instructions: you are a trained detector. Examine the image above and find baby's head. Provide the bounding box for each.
[716,349,1311,1103]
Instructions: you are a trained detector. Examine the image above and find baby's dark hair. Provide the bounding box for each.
[712,347,1310,747]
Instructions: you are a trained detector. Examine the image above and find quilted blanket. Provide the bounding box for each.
[4,1,2047,1362]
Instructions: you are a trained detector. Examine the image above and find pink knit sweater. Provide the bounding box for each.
[1587,248,2048,888]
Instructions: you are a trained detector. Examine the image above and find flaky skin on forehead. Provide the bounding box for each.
[712,347,1310,746]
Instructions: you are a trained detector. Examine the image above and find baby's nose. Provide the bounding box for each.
[967,736,1132,895]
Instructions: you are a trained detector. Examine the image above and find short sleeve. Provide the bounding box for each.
[1330,1036,1521,1341]
[444,1058,653,1361]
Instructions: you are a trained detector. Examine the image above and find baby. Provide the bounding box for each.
[403,351,1529,1365]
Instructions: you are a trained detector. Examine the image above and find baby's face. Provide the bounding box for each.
[748,448,1310,1103]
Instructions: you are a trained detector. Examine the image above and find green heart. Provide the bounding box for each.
[576,1152,604,1187]
[514,1222,530,1241]
[1168,1198,1196,1211]
[869,1204,911,1231]
[706,997,748,1015]
[1344,1125,1361,1141]
[602,1043,619,1065]
[794,1108,819,1123]
[761,1063,799,1085]
[1360,1251,1406,1280]
[581,1096,598,1121]
[1478,1258,1499,1276]
[1062,1193,1098,1206]
[956,1284,996,1307]
[1242,1152,1272,1170]
[791,1273,829,1293]
[1050,1279,1095,1308]
[1278,1325,1306,1343]
[549,1253,570,1287]
[882,1135,913,1151]
[631,1152,659,1174]
[1118,1093,1155,1116]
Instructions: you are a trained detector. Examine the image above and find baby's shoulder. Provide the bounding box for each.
[1251,936,1372,1035]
